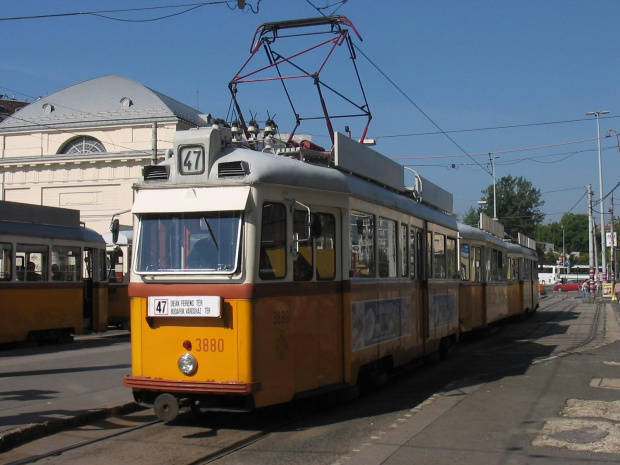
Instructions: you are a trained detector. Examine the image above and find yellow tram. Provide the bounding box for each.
[123,128,462,421]
[506,239,540,317]
[0,201,108,345]
[457,219,539,334]
[123,15,538,421]
[457,222,509,332]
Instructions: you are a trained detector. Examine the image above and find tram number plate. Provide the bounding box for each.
[148,296,221,317]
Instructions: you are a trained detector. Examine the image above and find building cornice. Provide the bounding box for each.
[0,150,164,168]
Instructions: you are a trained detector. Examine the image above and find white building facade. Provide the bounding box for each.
[0,74,210,234]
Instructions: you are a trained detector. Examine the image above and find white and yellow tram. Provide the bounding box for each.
[506,239,539,317]
[123,127,465,421]
[457,220,539,334]
[0,201,108,345]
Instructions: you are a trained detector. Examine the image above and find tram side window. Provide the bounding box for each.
[16,244,48,281]
[426,231,432,279]
[408,228,416,279]
[433,232,446,279]
[260,202,286,280]
[84,248,94,279]
[498,251,507,281]
[470,246,482,283]
[417,230,423,279]
[99,249,107,282]
[485,248,492,282]
[446,237,457,279]
[378,217,397,278]
[491,249,498,282]
[107,247,124,283]
[315,213,336,280]
[511,258,520,281]
[401,224,408,278]
[460,243,470,281]
[0,243,11,281]
[350,211,375,278]
[51,245,81,281]
[524,259,532,280]
[293,209,313,281]
[489,249,506,282]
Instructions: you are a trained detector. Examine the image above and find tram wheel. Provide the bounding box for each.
[154,393,180,422]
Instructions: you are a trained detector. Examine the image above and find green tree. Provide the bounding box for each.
[462,206,479,227]
[468,175,545,237]
[534,213,589,262]
[560,213,589,253]
[543,248,557,265]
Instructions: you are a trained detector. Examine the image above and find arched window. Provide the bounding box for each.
[60,136,106,154]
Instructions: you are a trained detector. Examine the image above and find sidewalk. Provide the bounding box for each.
[0,330,137,452]
[343,300,620,465]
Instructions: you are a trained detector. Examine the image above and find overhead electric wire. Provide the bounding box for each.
[352,44,491,176]
[594,179,620,207]
[0,1,256,22]
[375,115,619,139]
[566,190,587,214]
[542,186,587,195]
[305,0,348,16]
[391,135,603,160]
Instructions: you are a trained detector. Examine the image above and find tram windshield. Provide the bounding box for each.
[135,212,242,274]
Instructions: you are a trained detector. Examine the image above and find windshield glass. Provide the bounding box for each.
[135,212,242,274]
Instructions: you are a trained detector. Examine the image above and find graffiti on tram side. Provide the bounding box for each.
[428,289,458,329]
[351,296,412,351]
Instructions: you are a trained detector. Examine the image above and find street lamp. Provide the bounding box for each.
[561,224,565,268]
[489,155,499,220]
[587,109,610,282]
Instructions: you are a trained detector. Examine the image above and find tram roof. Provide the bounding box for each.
[134,126,457,230]
[0,220,105,246]
[141,148,457,230]
[505,240,538,259]
[458,223,507,249]
[0,201,80,228]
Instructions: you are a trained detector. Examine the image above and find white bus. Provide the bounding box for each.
[560,264,601,283]
[538,264,567,285]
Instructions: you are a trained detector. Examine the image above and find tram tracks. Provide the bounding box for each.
[459,295,606,373]
[3,401,321,465]
[183,407,318,465]
[5,418,161,465]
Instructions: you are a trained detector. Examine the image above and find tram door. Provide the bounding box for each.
[82,248,95,330]
[292,208,342,388]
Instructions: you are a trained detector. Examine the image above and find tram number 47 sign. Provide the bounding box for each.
[148,296,221,317]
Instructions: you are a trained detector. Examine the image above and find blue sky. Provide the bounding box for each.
[2,0,620,224]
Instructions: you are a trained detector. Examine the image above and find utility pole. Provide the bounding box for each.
[586,110,610,283]
[611,193,616,300]
[561,224,565,269]
[588,184,595,296]
[489,154,499,220]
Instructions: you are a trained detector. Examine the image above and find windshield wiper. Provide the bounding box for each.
[204,217,220,251]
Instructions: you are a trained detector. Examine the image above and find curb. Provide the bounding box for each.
[0,402,142,453]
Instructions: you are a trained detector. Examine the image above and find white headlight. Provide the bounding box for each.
[178,353,197,376]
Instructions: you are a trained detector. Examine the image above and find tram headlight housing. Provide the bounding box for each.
[178,353,197,376]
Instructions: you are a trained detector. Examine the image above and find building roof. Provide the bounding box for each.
[0,74,209,132]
